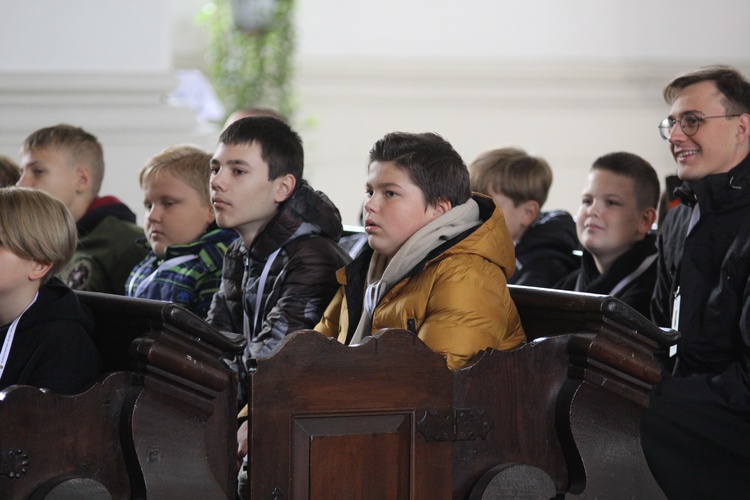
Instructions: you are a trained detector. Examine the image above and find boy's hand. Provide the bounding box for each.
[237,419,249,468]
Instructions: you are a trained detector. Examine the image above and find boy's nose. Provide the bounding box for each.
[363,198,376,214]
[146,206,160,221]
[588,201,602,217]
[16,173,32,187]
[210,172,226,191]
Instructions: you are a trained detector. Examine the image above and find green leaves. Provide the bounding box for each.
[197,0,296,124]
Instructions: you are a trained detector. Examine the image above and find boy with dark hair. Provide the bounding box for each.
[207,115,349,368]
[212,117,350,490]
[556,151,659,317]
[0,187,101,394]
[469,147,578,287]
[315,131,526,370]
[17,124,148,294]
[642,65,750,498]
[126,145,237,318]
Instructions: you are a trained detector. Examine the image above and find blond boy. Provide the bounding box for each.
[125,145,237,318]
[18,124,147,293]
[0,187,101,394]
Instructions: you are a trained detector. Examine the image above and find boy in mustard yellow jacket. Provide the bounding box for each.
[315,132,526,370]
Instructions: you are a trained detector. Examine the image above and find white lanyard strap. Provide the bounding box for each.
[0,292,39,379]
[608,253,658,297]
[130,254,198,297]
[250,248,282,334]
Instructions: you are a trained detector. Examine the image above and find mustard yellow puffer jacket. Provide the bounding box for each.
[315,195,526,370]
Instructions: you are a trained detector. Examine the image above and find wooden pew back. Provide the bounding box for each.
[0,292,245,500]
[247,286,677,499]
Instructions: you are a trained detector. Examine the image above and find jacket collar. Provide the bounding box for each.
[676,151,750,214]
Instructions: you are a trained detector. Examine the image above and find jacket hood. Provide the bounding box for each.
[250,180,344,258]
[78,196,138,236]
[425,194,516,279]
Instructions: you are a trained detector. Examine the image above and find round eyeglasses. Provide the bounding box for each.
[658,112,741,140]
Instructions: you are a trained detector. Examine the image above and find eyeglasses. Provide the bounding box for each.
[659,112,741,140]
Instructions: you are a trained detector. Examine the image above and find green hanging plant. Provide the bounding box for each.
[197,0,296,123]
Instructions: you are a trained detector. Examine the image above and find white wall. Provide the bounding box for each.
[287,0,750,223]
[2,0,750,226]
[0,0,216,224]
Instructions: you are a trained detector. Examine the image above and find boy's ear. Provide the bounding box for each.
[638,206,657,236]
[28,260,53,282]
[430,199,452,217]
[519,200,540,228]
[273,174,296,203]
[75,165,92,193]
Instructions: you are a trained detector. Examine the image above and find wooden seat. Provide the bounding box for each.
[246,285,677,499]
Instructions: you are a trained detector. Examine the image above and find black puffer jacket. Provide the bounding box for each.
[651,152,750,414]
[207,181,351,362]
[510,210,579,287]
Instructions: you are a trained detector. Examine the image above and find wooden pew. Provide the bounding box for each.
[0,293,245,500]
[246,285,677,499]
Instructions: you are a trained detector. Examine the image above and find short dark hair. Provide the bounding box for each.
[664,65,750,115]
[591,152,660,211]
[368,132,471,208]
[218,116,303,182]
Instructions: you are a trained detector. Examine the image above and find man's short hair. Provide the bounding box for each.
[219,116,303,183]
[368,132,471,208]
[469,147,552,207]
[591,152,660,211]
[0,155,20,187]
[21,124,105,194]
[664,65,750,115]
[139,145,212,206]
[0,187,77,283]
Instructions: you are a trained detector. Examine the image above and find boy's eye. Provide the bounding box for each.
[581,197,592,205]
[365,189,373,198]
[385,191,396,198]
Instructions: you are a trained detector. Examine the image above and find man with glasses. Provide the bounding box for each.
[642,65,750,498]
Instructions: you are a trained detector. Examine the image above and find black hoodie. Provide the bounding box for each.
[0,278,101,394]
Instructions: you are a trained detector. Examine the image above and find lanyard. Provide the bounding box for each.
[0,292,39,380]
[250,248,281,334]
[129,254,198,297]
[608,254,658,297]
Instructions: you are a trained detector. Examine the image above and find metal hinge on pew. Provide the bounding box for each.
[417,408,494,442]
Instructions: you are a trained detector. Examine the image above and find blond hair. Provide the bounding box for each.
[0,187,77,283]
[139,145,212,205]
[21,124,105,194]
[469,147,552,207]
